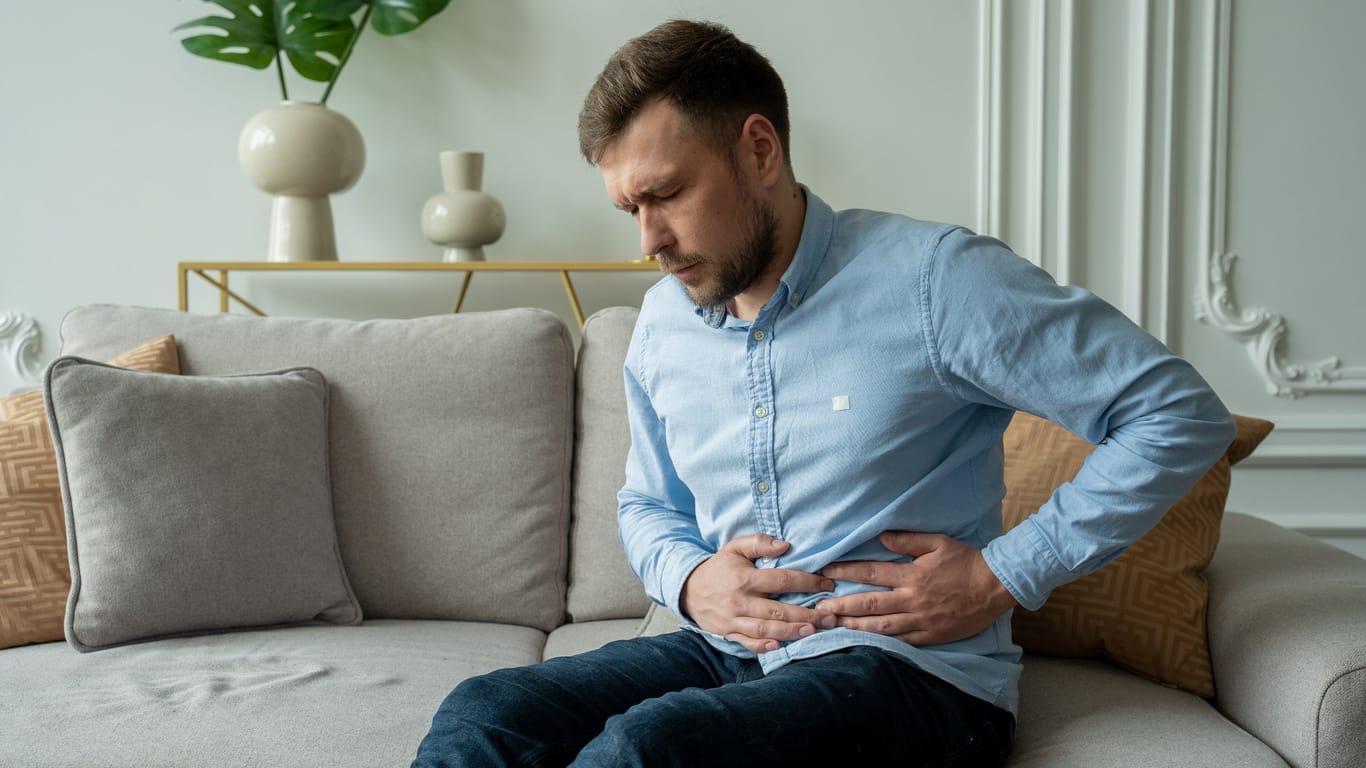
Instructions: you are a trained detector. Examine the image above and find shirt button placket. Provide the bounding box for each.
[746,324,781,552]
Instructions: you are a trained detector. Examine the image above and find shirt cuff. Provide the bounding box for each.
[660,547,715,622]
[982,517,1069,611]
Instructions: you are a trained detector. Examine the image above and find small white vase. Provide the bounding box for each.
[420,151,506,262]
[238,101,365,262]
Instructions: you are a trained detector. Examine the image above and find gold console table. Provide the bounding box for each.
[177,260,660,327]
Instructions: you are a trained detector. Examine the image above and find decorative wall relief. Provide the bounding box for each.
[1192,0,1366,398]
[1196,253,1366,398]
[0,312,43,389]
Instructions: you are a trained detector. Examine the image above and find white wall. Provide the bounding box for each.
[2,1,1362,555]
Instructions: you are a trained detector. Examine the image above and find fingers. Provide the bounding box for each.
[748,566,835,596]
[721,533,791,561]
[819,560,909,588]
[724,611,837,653]
[824,612,919,638]
[814,589,901,619]
[681,542,837,651]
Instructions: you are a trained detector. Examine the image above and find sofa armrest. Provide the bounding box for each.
[1206,512,1366,768]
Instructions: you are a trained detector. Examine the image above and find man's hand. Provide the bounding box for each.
[815,531,1018,646]
[681,534,837,654]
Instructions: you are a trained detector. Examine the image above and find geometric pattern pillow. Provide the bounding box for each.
[1000,412,1274,698]
[0,335,179,650]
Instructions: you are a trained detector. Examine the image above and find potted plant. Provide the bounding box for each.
[176,0,452,261]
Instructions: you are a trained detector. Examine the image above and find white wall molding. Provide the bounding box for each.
[977,0,1003,239]
[1237,422,1366,468]
[0,311,44,389]
[1193,0,1366,398]
[986,0,1188,338]
[979,0,1077,280]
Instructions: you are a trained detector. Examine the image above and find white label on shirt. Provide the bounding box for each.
[832,395,850,411]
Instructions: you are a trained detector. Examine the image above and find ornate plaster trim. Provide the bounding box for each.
[0,311,44,388]
[1193,0,1366,398]
[1197,254,1366,398]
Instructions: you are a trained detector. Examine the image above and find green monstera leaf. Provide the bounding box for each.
[297,0,452,36]
[279,11,358,82]
[176,0,356,95]
[176,0,280,70]
[177,0,451,103]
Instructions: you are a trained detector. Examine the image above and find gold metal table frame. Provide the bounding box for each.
[177,260,660,327]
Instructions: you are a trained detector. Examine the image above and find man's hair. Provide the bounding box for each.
[577,20,791,167]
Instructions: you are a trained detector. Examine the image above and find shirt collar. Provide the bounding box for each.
[697,186,834,328]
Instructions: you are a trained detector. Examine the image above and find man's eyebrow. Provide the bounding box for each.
[638,177,678,197]
[615,177,679,210]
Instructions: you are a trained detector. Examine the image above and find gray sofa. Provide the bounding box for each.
[2,303,1363,767]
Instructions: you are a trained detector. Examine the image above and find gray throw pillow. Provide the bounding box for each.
[44,359,362,652]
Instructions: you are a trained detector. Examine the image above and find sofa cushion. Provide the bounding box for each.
[568,307,652,621]
[58,306,575,631]
[1001,412,1274,697]
[1010,656,1288,767]
[45,360,361,650]
[0,334,179,650]
[0,620,546,768]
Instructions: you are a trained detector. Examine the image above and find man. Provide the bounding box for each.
[413,19,1234,767]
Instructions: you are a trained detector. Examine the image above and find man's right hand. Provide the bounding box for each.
[679,534,837,654]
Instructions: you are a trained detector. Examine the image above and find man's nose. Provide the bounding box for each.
[638,207,673,258]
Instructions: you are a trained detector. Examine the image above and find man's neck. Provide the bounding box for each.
[727,183,808,322]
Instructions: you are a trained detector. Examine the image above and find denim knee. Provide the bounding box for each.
[413,670,542,767]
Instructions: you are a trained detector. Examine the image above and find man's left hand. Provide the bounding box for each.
[815,531,1019,646]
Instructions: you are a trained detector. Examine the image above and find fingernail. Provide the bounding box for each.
[819,615,837,629]
[764,641,779,652]
[820,580,836,592]
[799,624,814,637]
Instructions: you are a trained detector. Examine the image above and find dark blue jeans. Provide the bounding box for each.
[412,631,1014,767]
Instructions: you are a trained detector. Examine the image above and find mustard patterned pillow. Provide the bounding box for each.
[1001,412,1273,697]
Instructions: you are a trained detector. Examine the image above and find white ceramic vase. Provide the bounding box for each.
[238,101,365,262]
[420,151,506,262]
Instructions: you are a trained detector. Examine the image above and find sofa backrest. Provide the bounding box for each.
[569,307,652,621]
[58,305,575,632]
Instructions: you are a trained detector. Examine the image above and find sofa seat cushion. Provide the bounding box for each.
[1010,656,1287,768]
[58,305,575,631]
[0,620,545,767]
[543,617,648,660]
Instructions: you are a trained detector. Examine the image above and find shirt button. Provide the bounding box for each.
[754,405,767,418]
[753,330,765,341]
[791,293,802,304]
[760,557,774,565]
[757,481,770,493]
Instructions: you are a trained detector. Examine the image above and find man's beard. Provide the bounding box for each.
[660,200,780,309]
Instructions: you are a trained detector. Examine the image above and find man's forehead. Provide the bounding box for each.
[599,101,697,168]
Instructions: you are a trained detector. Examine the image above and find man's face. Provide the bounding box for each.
[598,100,778,308]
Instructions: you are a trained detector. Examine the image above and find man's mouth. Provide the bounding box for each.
[660,259,700,279]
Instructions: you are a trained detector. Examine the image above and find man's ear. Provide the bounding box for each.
[737,114,785,188]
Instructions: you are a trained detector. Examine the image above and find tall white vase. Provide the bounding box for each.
[420,151,506,262]
[238,101,365,262]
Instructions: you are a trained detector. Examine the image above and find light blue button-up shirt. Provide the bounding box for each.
[617,189,1235,715]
